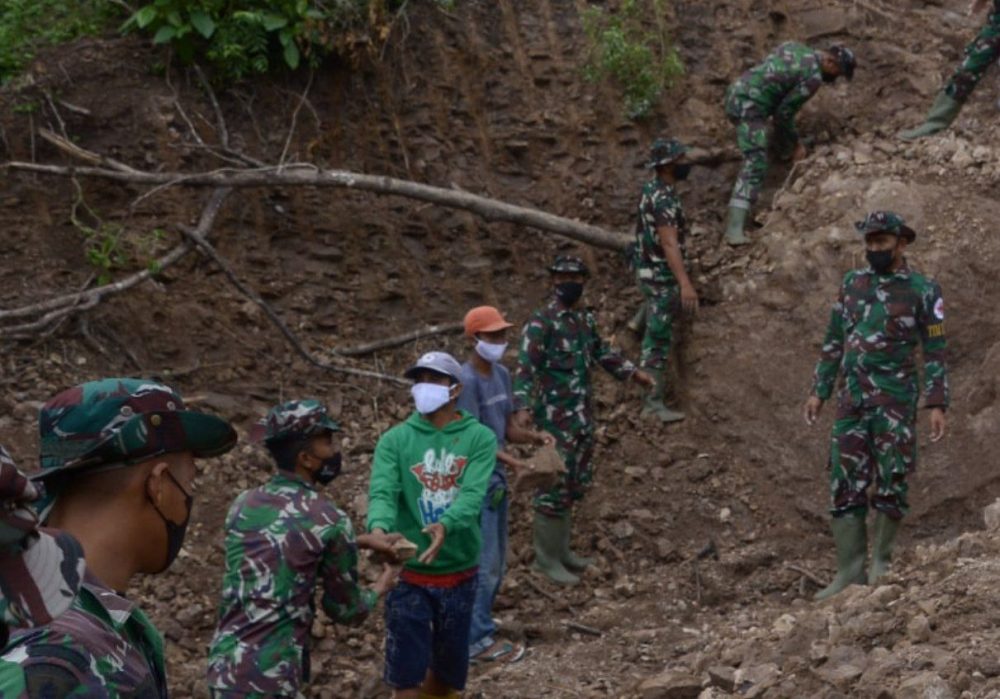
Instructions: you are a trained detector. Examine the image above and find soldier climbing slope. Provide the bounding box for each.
[513,255,653,586]
[207,400,402,699]
[723,42,856,246]
[804,212,948,601]
[0,378,237,697]
[902,0,1000,140]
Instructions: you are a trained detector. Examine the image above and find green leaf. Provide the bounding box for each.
[262,13,288,31]
[190,10,215,38]
[133,6,158,29]
[277,28,292,47]
[153,25,176,44]
[283,41,300,69]
[166,10,183,27]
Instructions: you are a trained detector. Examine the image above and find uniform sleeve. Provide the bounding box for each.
[438,428,497,534]
[651,190,679,230]
[587,312,637,381]
[811,278,847,400]
[366,432,401,534]
[512,314,547,411]
[1,633,110,699]
[918,281,949,408]
[773,73,820,143]
[318,517,376,626]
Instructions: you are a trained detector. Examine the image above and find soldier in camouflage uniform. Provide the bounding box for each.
[207,400,401,699]
[902,0,1000,139]
[724,42,856,246]
[513,256,653,585]
[805,212,948,600]
[0,378,237,698]
[633,138,699,424]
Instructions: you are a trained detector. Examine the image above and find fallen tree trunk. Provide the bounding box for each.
[4,162,632,251]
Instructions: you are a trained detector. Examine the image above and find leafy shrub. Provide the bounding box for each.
[582,0,684,119]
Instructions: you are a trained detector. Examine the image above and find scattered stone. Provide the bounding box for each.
[733,663,780,698]
[982,499,1000,531]
[897,672,955,699]
[637,670,702,699]
[907,614,932,643]
[706,665,736,692]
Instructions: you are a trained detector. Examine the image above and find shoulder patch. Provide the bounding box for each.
[933,297,944,321]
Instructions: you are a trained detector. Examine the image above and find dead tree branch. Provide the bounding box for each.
[4,162,632,251]
[336,322,464,356]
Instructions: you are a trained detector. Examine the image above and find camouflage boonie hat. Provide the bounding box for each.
[0,445,85,635]
[37,378,237,483]
[249,400,340,444]
[829,45,856,81]
[646,138,688,168]
[855,210,916,242]
[548,255,590,276]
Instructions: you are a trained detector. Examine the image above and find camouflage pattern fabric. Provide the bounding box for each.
[725,42,823,208]
[944,1,1000,102]
[513,298,637,516]
[638,281,680,371]
[249,399,340,444]
[811,263,949,409]
[828,402,916,519]
[0,572,167,698]
[207,472,376,697]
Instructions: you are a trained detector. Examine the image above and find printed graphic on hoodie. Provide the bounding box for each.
[410,448,468,525]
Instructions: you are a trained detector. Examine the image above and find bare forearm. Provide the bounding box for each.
[657,228,692,288]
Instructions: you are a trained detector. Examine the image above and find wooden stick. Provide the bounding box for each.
[564,620,602,637]
[335,322,464,356]
[785,563,826,587]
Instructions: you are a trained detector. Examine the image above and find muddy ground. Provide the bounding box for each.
[3,1,1000,697]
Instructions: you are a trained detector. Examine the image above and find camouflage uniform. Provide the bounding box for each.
[0,378,236,698]
[944,0,1000,102]
[812,217,948,519]
[514,289,638,516]
[207,400,374,699]
[725,42,824,209]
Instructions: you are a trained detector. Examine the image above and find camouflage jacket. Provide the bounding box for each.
[634,177,687,286]
[513,298,637,438]
[728,41,822,142]
[811,262,949,409]
[0,572,167,698]
[207,472,375,697]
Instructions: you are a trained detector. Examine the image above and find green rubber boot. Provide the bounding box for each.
[868,513,901,585]
[900,92,962,141]
[641,370,685,423]
[561,513,594,571]
[627,303,647,334]
[532,512,579,585]
[724,206,751,247]
[815,513,868,601]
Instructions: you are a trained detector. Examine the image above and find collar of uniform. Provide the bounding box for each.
[271,470,315,491]
[652,177,677,195]
[546,297,576,316]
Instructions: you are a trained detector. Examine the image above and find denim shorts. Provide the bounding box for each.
[383,577,477,690]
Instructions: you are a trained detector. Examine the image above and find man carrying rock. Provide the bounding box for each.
[207,400,402,698]
[513,255,654,585]
[632,138,698,423]
[804,212,948,600]
[0,378,237,696]
[368,351,496,699]
[723,42,856,246]
[902,0,1000,140]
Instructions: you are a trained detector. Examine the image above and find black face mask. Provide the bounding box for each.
[673,164,692,181]
[312,452,342,485]
[822,71,838,84]
[555,281,584,306]
[149,469,192,572]
[866,249,895,274]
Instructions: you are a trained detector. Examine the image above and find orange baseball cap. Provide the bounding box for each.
[464,306,514,337]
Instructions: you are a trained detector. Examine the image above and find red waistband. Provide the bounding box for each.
[400,567,478,588]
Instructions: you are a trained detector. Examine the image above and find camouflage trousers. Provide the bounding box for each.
[637,279,679,372]
[726,112,770,209]
[533,429,594,517]
[945,9,1000,102]
[828,402,917,520]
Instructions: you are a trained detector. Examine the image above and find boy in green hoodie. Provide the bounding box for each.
[368,351,497,699]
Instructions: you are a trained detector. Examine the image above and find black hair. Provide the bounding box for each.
[266,435,311,472]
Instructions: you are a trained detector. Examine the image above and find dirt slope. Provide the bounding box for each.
[2,1,1000,697]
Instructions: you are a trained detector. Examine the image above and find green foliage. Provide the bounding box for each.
[581,0,684,120]
[123,0,409,81]
[0,0,120,84]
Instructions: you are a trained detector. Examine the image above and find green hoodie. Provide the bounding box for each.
[367,409,497,575]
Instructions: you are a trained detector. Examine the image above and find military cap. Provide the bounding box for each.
[646,138,688,168]
[548,254,590,276]
[37,378,237,482]
[855,210,916,241]
[829,45,856,81]
[0,444,85,634]
[249,399,341,444]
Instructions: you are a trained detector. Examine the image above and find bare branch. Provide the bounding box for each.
[278,70,315,169]
[336,322,464,356]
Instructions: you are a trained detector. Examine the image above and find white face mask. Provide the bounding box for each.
[475,340,508,364]
[411,382,452,415]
